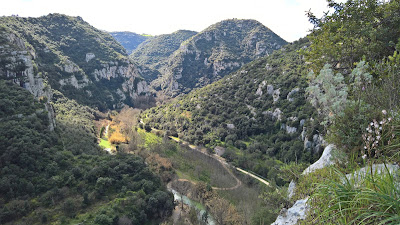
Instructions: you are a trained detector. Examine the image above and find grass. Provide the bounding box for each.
[308,164,400,224]
[218,170,269,224]
[137,128,162,148]
[99,138,111,149]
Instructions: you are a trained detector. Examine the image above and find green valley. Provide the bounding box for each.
[1,0,400,224]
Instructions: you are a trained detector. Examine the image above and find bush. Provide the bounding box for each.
[328,101,379,160]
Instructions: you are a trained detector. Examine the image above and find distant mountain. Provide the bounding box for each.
[110,31,150,54]
[131,30,197,71]
[0,14,152,111]
[152,19,287,96]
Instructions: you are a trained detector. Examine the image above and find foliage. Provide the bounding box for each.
[152,19,288,95]
[362,51,400,112]
[306,64,348,126]
[327,101,379,160]
[304,0,400,73]
[0,14,147,111]
[110,31,150,54]
[308,166,400,224]
[362,110,400,162]
[141,38,320,183]
[99,138,111,149]
[0,81,173,224]
[131,30,197,71]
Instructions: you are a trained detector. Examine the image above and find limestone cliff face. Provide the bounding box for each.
[1,32,56,130]
[0,14,152,111]
[154,19,287,95]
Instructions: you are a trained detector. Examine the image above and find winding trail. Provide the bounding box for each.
[168,136,270,190]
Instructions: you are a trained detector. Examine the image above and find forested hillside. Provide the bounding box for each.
[141,37,321,183]
[1,1,400,224]
[141,1,400,224]
[131,30,197,71]
[110,31,150,54]
[0,14,173,224]
[150,19,287,96]
[0,14,151,111]
[0,80,173,224]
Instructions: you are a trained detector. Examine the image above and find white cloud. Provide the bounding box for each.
[0,0,341,42]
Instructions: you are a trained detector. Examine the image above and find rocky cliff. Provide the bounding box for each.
[0,14,151,111]
[0,27,56,130]
[153,19,287,96]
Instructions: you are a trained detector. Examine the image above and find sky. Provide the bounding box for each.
[1,0,342,42]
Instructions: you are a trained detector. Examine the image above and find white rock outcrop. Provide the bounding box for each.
[4,34,56,131]
[262,108,282,121]
[272,197,309,225]
[345,163,399,183]
[266,84,274,95]
[287,180,296,200]
[273,88,280,102]
[272,145,336,225]
[256,80,267,96]
[64,60,80,73]
[287,88,300,102]
[285,125,297,134]
[59,75,90,89]
[85,53,95,62]
[227,124,235,129]
[303,144,335,175]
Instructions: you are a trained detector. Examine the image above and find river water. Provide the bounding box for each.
[169,188,216,225]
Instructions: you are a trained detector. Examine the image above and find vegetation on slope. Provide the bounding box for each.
[154,19,288,95]
[0,80,174,224]
[296,1,400,224]
[110,31,150,54]
[141,1,400,224]
[141,37,320,185]
[0,14,147,111]
[131,30,197,71]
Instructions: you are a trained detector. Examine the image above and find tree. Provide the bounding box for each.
[306,64,348,126]
[304,0,400,73]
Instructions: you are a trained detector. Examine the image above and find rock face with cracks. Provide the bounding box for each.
[0,14,152,111]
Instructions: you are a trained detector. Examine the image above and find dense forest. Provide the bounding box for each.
[0,80,174,224]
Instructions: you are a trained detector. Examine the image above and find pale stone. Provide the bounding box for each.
[303,144,336,175]
[227,124,235,129]
[287,88,300,102]
[85,53,95,62]
[273,88,280,102]
[271,197,309,225]
[287,180,296,200]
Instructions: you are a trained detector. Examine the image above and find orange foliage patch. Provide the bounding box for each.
[109,126,127,144]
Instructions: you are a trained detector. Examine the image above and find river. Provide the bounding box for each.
[168,187,216,225]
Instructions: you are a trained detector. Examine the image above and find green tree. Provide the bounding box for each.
[304,0,400,73]
[306,64,348,126]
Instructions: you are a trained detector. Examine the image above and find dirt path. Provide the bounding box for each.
[236,168,270,186]
[169,136,241,190]
[169,136,271,188]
